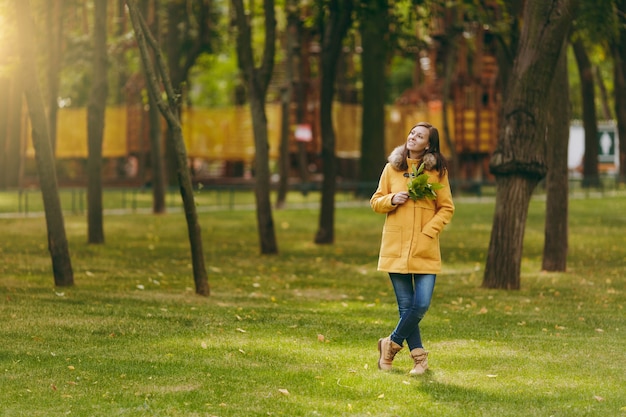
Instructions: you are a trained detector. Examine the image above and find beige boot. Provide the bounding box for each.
[377,337,403,370]
[409,348,429,375]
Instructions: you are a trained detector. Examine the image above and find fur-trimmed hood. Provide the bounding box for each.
[387,145,437,171]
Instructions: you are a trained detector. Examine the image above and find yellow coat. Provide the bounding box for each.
[370,155,455,274]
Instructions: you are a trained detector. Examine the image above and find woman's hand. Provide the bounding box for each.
[391,191,410,206]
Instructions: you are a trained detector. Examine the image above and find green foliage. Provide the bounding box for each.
[386,55,415,103]
[407,162,444,200]
[189,52,241,107]
[1,193,625,416]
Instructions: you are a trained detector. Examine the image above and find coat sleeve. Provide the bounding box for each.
[370,164,398,214]
[422,170,455,238]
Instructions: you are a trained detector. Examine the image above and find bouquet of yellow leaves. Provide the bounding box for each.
[407,162,444,201]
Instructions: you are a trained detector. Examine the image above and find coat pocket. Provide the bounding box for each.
[411,232,440,261]
[380,225,402,258]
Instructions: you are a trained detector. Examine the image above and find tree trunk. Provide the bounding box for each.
[46,0,63,152]
[483,0,575,290]
[290,1,310,194]
[275,0,302,208]
[542,39,569,272]
[142,0,166,214]
[251,95,278,252]
[441,31,460,190]
[162,0,213,187]
[148,89,166,213]
[276,86,290,209]
[1,76,23,188]
[16,0,74,287]
[483,175,537,289]
[232,0,279,254]
[127,0,210,296]
[612,0,626,182]
[171,125,210,295]
[315,0,353,244]
[594,66,612,120]
[87,0,108,244]
[0,78,8,188]
[116,0,129,104]
[572,38,600,188]
[358,0,388,197]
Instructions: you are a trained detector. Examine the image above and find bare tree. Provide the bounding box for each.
[87,0,108,244]
[127,0,210,296]
[16,0,74,287]
[315,0,354,244]
[231,0,279,254]
[482,0,576,290]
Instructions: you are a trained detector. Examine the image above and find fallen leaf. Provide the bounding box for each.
[236,328,246,333]
[201,341,208,349]
[378,393,385,399]
[594,395,604,402]
[486,374,497,378]
[317,334,325,342]
[67,366,75,371]
[278,388,290,396]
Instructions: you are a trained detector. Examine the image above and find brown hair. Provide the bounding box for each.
[397,122,448,176]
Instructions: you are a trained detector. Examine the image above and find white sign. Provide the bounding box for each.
[294,124,313,142]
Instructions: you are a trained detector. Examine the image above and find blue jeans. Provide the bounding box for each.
[389,273,436,350]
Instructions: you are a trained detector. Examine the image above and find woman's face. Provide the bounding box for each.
[406,126,430,153]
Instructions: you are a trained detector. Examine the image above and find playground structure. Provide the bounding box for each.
[16,97,496,188]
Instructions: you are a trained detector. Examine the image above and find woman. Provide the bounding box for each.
[370,122,454,375]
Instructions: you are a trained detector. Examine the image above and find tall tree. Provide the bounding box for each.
[46,0,64,152]
[572,37,600,187]
[16,0,74,286]
[315,0,354,244]
[127,0,210,296]
[482,0,576,290]
[275,0,302,209]
[357,0,388,195]
[140,0,166,214]
[87,0,109,244]
[164,0,215,186]
[231,0,279,254]
[612,0,626,182]
[0,76,23,189]
[542,38,570,272]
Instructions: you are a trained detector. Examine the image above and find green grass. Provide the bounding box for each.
[0,192,625,416]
